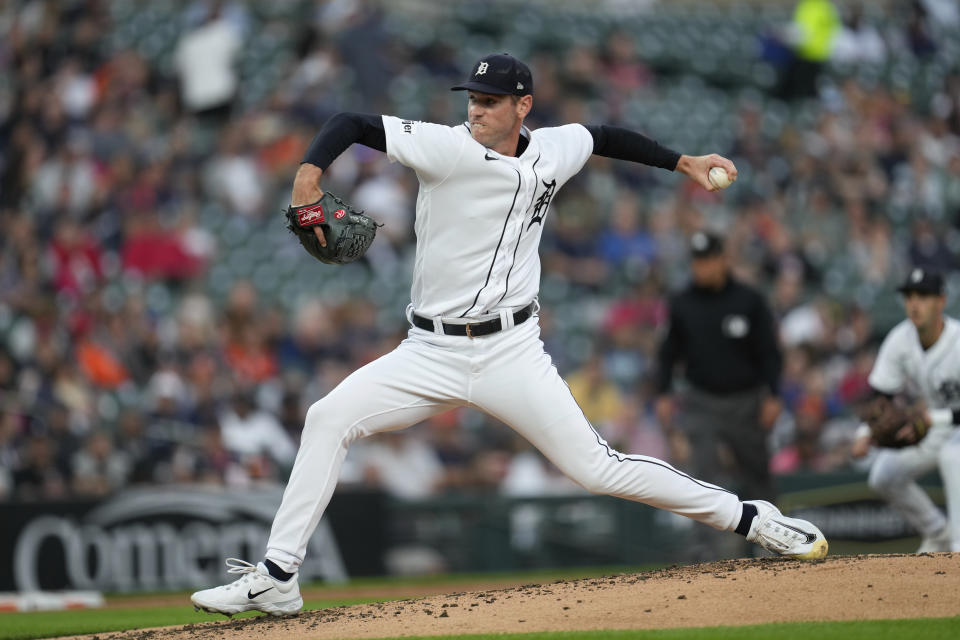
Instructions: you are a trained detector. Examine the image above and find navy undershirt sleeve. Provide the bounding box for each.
[302,112,387,170]
[584,124,681,170]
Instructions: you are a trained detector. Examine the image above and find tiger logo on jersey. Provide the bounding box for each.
[527,179,556,230]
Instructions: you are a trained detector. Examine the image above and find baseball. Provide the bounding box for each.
[708,166,733,190]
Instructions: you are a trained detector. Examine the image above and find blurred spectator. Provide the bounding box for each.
[597,190,656,271]
[13,435,69,501]
[40,401,83,472]
[204,124,266,217]
[193,426,246,486]
[900,0,938,58]
[122,215,206,281]
[0,348,20,401]
[356,429,445,500]
[71,429,130,496]
[114,408,154,484]
[222,281,278,382]
[602,277,667,389]
[423,412,474,491]
[29,133,99,217]
[619,389,671,463]
[908,218,957,272]
[174,3,242,122]
[831,3,887,65]
[776,0,841,100]
[566,353,624,432]
[0,410,22,500]
[770,399,830,474]
[601,29,653,98]
[218,389,296,472]
[48,219,103,300]
[76,335,129,389]
[275,298,345,377]
[780,295,830,350]
[541,189,609,290]
[276,387,305,442]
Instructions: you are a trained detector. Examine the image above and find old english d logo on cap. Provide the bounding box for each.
[451,53,534,96]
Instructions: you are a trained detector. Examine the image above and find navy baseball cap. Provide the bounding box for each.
[451,53,533,96]
[897,267,944,295]
[689,231,724,258]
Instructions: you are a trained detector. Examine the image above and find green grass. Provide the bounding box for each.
[4,613,957,640]
[0,598,376,640]
[363,618,960,640]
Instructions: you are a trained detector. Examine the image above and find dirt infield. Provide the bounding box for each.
[67,553,959,639]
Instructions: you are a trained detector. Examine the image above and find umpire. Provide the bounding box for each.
[655,231,783,556]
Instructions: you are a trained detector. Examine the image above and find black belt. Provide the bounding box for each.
[411,302,535,338]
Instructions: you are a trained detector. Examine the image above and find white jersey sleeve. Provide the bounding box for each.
[383,116,469,187]
[868,321,910,394]
[531,123,595,186]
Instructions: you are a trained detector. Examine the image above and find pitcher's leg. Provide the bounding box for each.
[508,404,742,529]
[472,328,741,531]
[473,339,828,558]
[266,339,462,571]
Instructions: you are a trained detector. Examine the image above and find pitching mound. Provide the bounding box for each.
[72,553,959,639]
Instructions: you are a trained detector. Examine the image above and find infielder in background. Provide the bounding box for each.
[851,268,960,553]
[191,53,828,617]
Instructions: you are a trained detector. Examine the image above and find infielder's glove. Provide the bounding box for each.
[858,395,930,448]
[284,192,380,265]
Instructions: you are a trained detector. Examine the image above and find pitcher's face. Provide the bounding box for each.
[467,91,530,151]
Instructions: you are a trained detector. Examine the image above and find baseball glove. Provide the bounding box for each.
[859,395,930,448]
[284,192,380,265]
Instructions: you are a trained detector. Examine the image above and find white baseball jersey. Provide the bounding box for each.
[866,316,960,551]
[868,316,960,409]
[381,116,594,318]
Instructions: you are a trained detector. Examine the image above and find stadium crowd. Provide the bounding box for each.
[1,0,960,503]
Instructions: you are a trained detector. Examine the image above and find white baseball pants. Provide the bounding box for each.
[265,318,743,571]
[868,422,960,550]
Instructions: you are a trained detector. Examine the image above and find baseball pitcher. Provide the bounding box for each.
[852,268,960,553]
[191,53,828,617]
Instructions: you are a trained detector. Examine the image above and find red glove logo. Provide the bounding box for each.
[296,203,325,227]
[334,209,346,219]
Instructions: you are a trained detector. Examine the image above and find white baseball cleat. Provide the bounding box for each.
[916,527,951,553]
[191,558,303,617]
[744,500,828,560]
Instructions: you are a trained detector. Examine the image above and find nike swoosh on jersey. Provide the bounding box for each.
[484,152,498,161]
[247,587,275,599]
[773,519,818,544]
